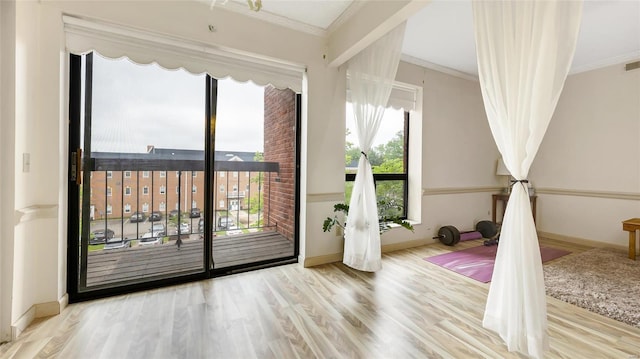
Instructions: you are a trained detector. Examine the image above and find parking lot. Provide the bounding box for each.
[89,216,204,240]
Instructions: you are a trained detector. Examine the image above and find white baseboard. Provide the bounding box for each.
[381,238,431,253]
[303,238,431,267]
[303,252,343,267]
[11,294,68,340]
[538,231,627,251]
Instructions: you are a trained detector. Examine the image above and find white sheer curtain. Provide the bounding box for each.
[472,1,582,358]
[344,23,406,272]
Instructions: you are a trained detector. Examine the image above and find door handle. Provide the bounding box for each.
[70,148,82,185]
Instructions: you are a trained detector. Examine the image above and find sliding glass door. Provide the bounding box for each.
[68,52,299,300]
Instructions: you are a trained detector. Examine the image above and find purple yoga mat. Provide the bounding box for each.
[424,245,571,283]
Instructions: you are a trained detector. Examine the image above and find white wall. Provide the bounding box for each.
[531,63,640,246]
[397,62,500,239]
[0,0,16,343]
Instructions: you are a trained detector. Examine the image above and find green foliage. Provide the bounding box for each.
[322,201,413,236]
[245,193,264,214]
[254,151,264,162]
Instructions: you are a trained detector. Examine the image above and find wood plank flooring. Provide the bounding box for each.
[2,237,640,358]
[86,231,294,287]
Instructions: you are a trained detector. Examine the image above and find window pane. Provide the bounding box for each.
[376,180,406,218]
[345,105,405,174]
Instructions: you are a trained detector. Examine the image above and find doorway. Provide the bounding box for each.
[68,52,299,301]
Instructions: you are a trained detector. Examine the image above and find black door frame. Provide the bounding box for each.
[67,53,301,303]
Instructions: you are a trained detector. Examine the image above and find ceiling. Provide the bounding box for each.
[223,0,640,77]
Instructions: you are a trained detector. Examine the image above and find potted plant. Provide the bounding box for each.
[322,199,414,235]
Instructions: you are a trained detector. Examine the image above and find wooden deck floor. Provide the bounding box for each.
[86,230,294,287]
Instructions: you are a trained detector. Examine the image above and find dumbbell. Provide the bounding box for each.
[432,220,498,246]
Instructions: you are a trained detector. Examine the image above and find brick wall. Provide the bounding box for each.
[263,86,296,241]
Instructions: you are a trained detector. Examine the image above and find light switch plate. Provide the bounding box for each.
[23,153,30,173]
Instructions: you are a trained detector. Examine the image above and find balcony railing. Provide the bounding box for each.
[85,152,280,247]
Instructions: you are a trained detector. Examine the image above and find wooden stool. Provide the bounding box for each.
[622,218,640,260]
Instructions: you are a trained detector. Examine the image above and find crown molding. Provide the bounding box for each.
[326,1,366,36]
[570,51,640,75]
[401,54,479,82]
[211,0,327,37]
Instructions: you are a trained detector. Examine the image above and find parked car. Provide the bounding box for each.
[104,237,131,250]
[151,222,166,235]
[130,212,145,223]
[90,228,115,245]
[217,216,237,230]
[179,222,190,234]
[139,231,163,246]
[189,208,201,218]
[169,209,180,218]
[198,218,204,233]
[149,211,162,221]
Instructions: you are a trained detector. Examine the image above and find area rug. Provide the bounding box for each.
[425,245,571,283]
[544,247,640,328]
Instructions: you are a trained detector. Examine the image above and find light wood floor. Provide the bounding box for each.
[2,237,640,358]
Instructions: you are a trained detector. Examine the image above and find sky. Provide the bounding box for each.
[91,53,264,154]
[89,53,403,155]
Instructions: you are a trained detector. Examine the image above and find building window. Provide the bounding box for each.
[125,186,131,196]
[159,202,166,211]
[192,171,197,178]
[220,172,225,178]
[192,200,197,209]
[176,171,180,177]
[160,185,166,195]
[219,200,225,208]
[143,186,149,195]
[192,185,197,193]
[160,171,166,178]
[124,204,131,213]
[142,203,149,213]
[176,186,179,194]
[107,186,112,197]
[143,171,150,178]
[124,171,131,178]
[107,171,113,179]
[220,185,225,193]
[233,171,238,178]
[246,171,249,177]
[346,106,409,219]
[106,204,112,215]
[233,185,238,192]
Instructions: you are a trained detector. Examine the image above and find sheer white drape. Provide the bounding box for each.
[344,23,406,272]
[472,1,582,358]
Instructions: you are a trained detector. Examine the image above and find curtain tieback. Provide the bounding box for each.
[361,151,369,161]
[510,179,529,185]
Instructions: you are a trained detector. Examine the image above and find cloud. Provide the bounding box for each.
[90,54,264,154]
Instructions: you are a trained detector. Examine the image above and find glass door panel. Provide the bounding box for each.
[210,79,297,270]
[76,53,207,291]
